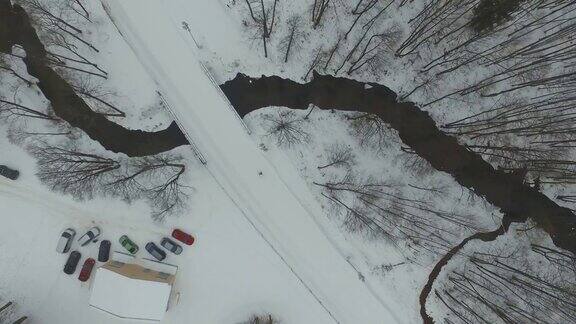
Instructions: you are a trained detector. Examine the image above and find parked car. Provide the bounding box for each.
[0,165,19,180]
[172,229,195,246]
[145,242,166,261]
[56,228,76,254]
[78,227,101,246]
[12,317,27,324]
[160,237,183,255]
[98,240,111,262]
[119,235,139,254]
[64,251,81,275]
[78,258,96,282]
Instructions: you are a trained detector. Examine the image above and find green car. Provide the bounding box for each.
[119,235,139,254]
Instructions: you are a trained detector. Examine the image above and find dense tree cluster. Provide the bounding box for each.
[32,144,188,221]
[434,241,576,324]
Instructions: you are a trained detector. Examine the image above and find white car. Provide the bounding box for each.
[56,228,76,253]
[78,227,101,246]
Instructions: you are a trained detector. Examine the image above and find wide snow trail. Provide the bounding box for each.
[102,1,400,323]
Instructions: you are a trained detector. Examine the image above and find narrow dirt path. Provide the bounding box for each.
[0,0,189,157]
[220,72,576,255]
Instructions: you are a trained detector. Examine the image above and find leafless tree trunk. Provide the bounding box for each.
[314,174,478,256]
[436,247,576,324]
[264,110,310,147]
[303,47,325,80]
[110,154,187,221]
[317,144,355,169]
[311,0,331,29]
[278,16,303,63]
[0,99,56,121]
[73,0,89,20]
[244,0,279,57]
[32,145,120,197]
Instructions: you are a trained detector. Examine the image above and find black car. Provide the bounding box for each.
[98,240,111,262]
[161,237,183,255]
[145,242,166,261]
[64,251,81,275]
[0,165,19,180]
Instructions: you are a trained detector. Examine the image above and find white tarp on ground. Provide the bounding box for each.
[89,267,171,322]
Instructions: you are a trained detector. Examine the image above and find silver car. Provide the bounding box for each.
[56,228,76,253]
[161,237,183,255]
[78,227,101,246]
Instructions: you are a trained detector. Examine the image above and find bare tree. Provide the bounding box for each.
[31,144,188,220]
[311,0,332,29]
[0,98,56,122]
[315,174,478,256]
[531,243,576,277]
[264,110,311,147]
[318,144,356,170]
[0,54,33,86]
[31,145,120,198]
[70,76,125,117]
[345,0,380,39]
[72,0,90,21]
[278,16,304,63]
[348,112,393,151]
[110,154,187,221]
[345,25,402,75]
[436,244,576,324]
[393,1,576,186]
[7,128,72,145]
[395,0,479,57]
[244,0,279,57]
[323,35,342,72]
[18,0,100,53]
[242,314,278,324]
[303,46,326,80]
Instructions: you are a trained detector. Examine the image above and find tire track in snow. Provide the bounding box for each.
[0,178,165,236]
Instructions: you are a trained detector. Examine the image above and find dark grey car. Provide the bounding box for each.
[161,237,183,255]
[0,165,19,180]
[63,251,81,275]
[145,242,166,261]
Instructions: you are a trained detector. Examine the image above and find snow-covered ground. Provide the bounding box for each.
[0,1,410,322]
[101,0,404,322]
[2,0,573,323]
[0,129,339,324]
[243,105,503,320]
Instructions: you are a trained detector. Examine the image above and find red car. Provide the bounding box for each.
[78,258,96,282]
[172,229,195,246]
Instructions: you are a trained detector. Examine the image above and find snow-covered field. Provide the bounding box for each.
[0,130,340,324]
[0,0,409,322]
[1,0,574,323]
[101,0,404,322]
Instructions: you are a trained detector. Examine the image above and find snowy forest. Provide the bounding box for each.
[1,0,575,323]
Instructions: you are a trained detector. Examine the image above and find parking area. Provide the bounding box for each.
[57,224,194,282]
[0,177,335,323]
